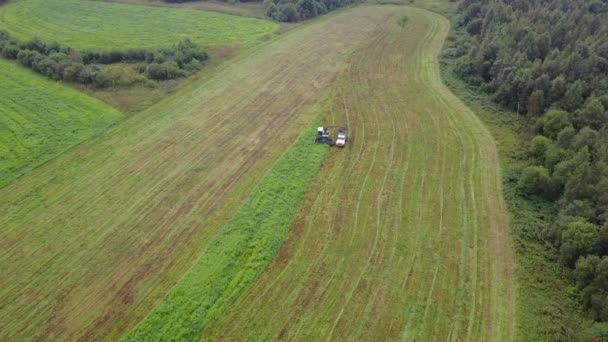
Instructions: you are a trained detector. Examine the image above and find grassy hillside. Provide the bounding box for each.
[0,7,393,340]
[0,59,122,188]
[0,0,277,50]
[206,7,517,340]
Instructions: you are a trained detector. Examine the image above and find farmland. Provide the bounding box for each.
[205,7,517,340]
[0,59,122,188]
[0,0,277,50]
[0,7,396,341]
[0,2,520,341]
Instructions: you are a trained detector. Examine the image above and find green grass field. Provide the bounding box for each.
[0,59,122,188]
[0,0,277,50]
[0,7,390,340]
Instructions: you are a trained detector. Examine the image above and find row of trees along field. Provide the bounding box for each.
[449,0,608,322]
[161,0,359,22]
[263,0,359,22]
[0,30,208,87]
[162,0,359,22]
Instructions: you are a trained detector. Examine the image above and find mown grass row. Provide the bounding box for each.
[124,118,328,341]
[0,0,277,50]
[0,59,122,188]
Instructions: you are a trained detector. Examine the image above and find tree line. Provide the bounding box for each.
[448,0,608,325]
[0,30,208,87]
[161,0,358,22]
[263,0,358,22]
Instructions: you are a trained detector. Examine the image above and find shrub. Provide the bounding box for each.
[466,19,483,35]
[63,62,85,82]
[77,64,102,84]
[530,135,553,159]
[1,44,19,59]
[543,109,570,138]
[145,61,184,80]
[560,220,599,266]
[519,165,551,197]
[276,3,300,22]
[93,65,148,88]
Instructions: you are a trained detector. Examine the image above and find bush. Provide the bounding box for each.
[466,19,483,35]
[543,109,571,138]
[93,64,148,87]
[529,135,553,159]
[519,165,551,197]
[145,61,184,80]
[560,221,599,266]
[77,64,102,84]
[63,62,84,82]
[1,44,19,59]
[275,3,300,22]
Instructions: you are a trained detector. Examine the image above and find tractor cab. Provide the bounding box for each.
[315,126,333,145]
[314,126,348,147]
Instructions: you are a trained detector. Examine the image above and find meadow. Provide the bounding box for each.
[0,0,277,50]
[0,8,391,340]
[0,59,122,188]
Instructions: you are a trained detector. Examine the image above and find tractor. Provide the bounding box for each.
[315,126,348,147]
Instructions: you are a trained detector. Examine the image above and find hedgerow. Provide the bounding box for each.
[0,31,208,86]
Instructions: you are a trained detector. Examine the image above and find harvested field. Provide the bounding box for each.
[0,4,518,341]
[0,7,398,341]
[205,6,517,341]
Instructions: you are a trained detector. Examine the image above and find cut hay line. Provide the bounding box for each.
[0,0,277,50]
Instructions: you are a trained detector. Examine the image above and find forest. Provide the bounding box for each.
[450,0,608,322]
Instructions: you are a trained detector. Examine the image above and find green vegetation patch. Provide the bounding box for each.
[0,59,122,188]
[0,0,277,50]
[124,118,328,341]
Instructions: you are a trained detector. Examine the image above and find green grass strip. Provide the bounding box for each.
[124,117,328,341]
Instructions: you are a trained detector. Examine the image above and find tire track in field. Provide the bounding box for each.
[205,6,516,341]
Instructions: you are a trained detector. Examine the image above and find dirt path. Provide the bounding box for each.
[205,7,517,341]
[0,7,395,341]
